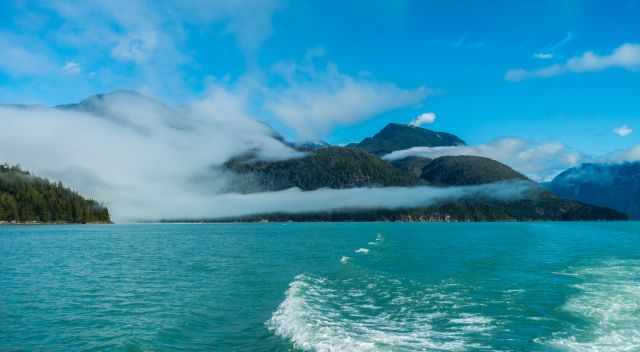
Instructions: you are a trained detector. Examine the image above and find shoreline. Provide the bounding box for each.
[0,221,113,225]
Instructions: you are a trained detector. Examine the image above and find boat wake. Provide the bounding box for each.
[267,272,496,352]
[546,259,640,351]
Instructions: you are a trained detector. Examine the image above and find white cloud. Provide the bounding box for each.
[22,0,282,100]
[0,33,56,77]
[111,31,158,63]
[0,89,300,222]
[62,61,81,75]
[409,112,436,127]
[507,43,640,81]
[383,138,583,181]
[145,181,534,220]
[266,60,429,140]
[533,53,554,60]
[613,125,633,137]
[532,32,573,60]
[425,34,484,50]
[603,145,640,163]
[173,0,281,55]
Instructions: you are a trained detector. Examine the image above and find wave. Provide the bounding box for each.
[546,259,640,351]
[267,273,496,352]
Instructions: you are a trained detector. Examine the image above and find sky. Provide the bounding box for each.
[0,1,638,168]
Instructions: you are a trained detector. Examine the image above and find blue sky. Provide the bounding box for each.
[0,0,638,156]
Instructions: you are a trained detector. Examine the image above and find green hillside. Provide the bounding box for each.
[0,164,111,224]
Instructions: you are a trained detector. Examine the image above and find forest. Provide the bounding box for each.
[0,164,111,223]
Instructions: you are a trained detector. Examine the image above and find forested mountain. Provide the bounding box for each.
[390,156,433,177]
[220,143,626,221]
[546,162,640,219]
[210,197,626,222]
[419,156,529,186]
[348,123,466,155]
[223,147,421,193]
[0,165,111,224]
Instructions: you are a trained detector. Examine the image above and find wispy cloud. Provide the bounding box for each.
[532,32,573,60]
[507,43,640,81]
[424,34,484,50]
[265,57,429,140]
[62,61,81,75]
[533,53,554,60]
[2,1,283,102]
[603,145,640,163]
[0,32,57,77]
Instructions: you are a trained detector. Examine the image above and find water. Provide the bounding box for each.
[1,222,640,351]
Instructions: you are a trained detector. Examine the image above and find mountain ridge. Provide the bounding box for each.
[348,123,466,156]
[546,161,640,219]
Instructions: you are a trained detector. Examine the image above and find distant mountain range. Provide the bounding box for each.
[221,122,626,222]
[546,162,640,219]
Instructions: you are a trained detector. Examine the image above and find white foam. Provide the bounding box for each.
[340,256,351,264]
[267,273,496,352]
[368,234,384,247]
[355,248,370,255]
[545,260,640,351]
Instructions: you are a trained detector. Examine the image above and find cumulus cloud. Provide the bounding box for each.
[266,61,429,140]
[613,125,633,137]
[384,138,583,181]
[409,112,436,127]
[507,43,640,81]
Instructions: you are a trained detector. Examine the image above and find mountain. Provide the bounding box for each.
[219,145,626,221]
[0,164,111,224]
[390,156,433,177]
[420,156,529,186]
[546,162,640,219]
[348,123,466,155]
[56,90,191,133]
[223,147,421,193]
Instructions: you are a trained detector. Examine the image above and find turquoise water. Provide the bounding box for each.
[1,222,640,351]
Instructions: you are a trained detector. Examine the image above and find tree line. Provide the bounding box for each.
[0,164,110,223]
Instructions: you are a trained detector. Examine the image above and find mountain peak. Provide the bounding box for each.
[349,122,466,156]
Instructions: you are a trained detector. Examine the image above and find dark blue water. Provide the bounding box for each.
[1,222,639,351]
